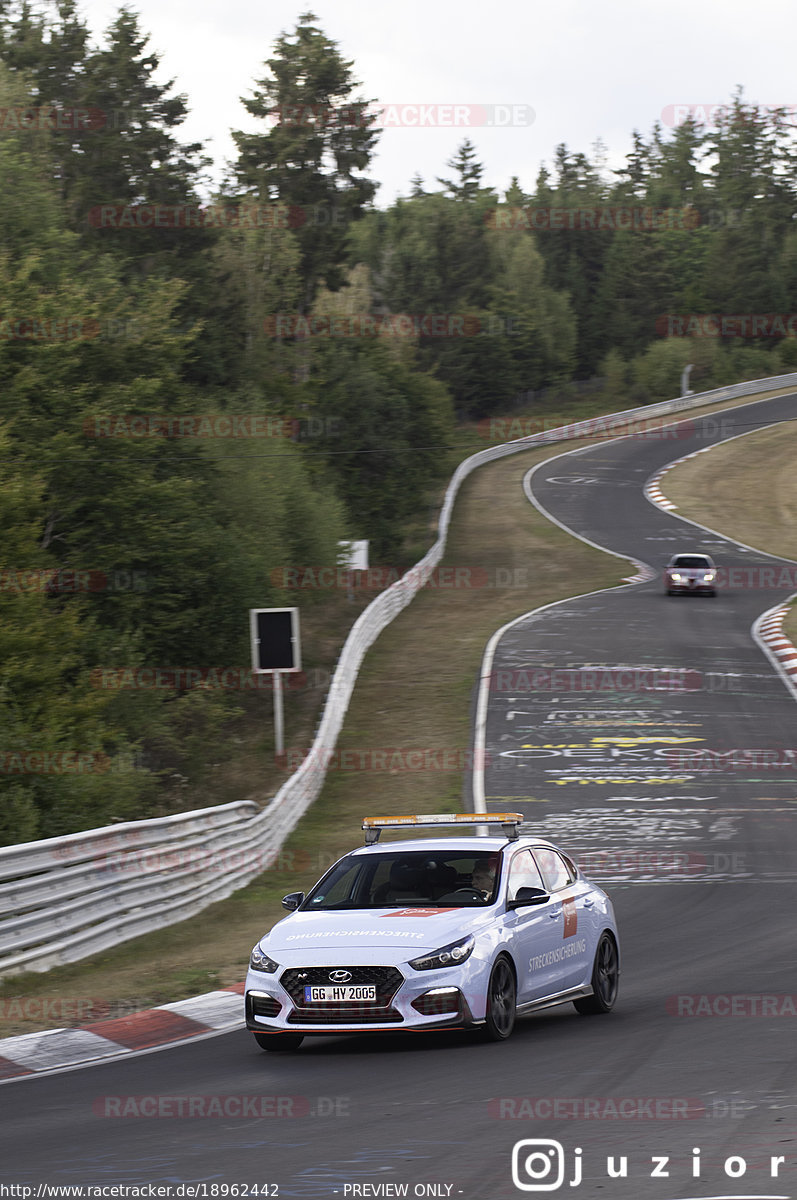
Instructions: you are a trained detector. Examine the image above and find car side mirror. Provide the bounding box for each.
[507,886,550,910]
[281,891,305,912]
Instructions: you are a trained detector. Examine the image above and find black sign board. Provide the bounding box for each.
[249,608,301,672]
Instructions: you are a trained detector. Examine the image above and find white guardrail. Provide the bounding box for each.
[2,373,796,976]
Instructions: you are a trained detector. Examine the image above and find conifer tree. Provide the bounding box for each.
[233,11,380,309]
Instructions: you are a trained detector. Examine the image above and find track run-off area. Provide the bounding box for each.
[3,393,797,1200]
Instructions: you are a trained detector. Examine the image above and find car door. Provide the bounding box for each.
[532,848,593,989]
[501,849,564,1002]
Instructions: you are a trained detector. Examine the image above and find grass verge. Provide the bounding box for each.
[661,417,797,645]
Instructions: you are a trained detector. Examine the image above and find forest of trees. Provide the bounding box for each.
[3,2,797,844]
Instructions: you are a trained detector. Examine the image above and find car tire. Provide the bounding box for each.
[574,933,619,1015]
[253,1032,304,1052]
[481,955,517,1041]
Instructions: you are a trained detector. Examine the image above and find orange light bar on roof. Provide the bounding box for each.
[362,813,524,844]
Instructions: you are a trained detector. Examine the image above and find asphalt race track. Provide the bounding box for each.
[3,394,797,1200]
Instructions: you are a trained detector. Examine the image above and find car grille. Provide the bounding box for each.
[280,965,404,1026]
[287,1006,404,1025]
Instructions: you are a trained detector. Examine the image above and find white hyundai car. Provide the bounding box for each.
[245,814,620,1050]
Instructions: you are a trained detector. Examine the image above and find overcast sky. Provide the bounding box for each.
[75,0,797,205]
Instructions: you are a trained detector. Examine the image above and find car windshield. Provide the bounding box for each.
[301,849,502,910]
[671,555,712,568]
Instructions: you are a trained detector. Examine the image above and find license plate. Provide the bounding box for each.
[303,985,377,1003]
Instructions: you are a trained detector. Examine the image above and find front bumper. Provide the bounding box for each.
[245,960,484,1035]
[666,576,715,593]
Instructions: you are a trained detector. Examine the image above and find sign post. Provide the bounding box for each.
[249,608,302,756]
[272,670,284,757]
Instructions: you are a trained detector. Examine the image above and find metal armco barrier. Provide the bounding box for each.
[2,373,796,975]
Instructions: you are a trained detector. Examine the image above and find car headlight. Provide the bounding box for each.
[703,572,716,581]
[249,945,279,973]
[670,573,682,581]
[409,935,475,971]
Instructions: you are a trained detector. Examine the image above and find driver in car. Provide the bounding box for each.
[471,855,498,898]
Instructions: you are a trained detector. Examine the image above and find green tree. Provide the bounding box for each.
[307,334,453,557]
[523,144,610,374]
[0,3,206,229]
[702,93,796,315]
[0,423,150,842]
[485,231,577,408]
[0,57,352,840]
[437,138,491,203]
[504,176,528,206]
[233,11,380,309]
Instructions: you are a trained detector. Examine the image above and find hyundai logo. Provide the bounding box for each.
[329,970,352,983]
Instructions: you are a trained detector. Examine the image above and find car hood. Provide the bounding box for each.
[260,905,489,958]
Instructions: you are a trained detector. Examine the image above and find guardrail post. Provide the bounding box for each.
[681,363,694,396]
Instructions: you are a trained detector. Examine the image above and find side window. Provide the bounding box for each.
[533,848,574,893]
[561,853,578,880]
[507,850,546,901]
